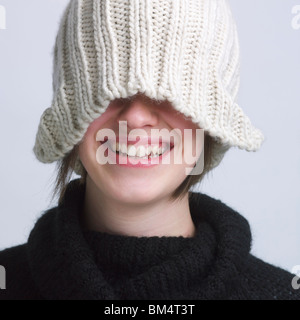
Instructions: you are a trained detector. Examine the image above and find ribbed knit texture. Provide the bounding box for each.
[32,0,264,176]
[1,179,299,300]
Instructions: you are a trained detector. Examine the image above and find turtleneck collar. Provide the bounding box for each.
[27,179,252,300]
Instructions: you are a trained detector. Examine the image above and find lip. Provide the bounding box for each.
[114,136,174,148]
[98,139,174,168]
[108,146,174,168]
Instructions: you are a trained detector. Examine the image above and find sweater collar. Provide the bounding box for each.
[27,179,252,300]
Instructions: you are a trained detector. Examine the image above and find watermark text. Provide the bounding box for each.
[95,121,205,176]
[0,265,6,290]
[291,265,300,290]
[292,5,300,30]
[0,5,6,30]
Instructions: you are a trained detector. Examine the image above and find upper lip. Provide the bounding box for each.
[117,136,173,146]
[99,136,174,148]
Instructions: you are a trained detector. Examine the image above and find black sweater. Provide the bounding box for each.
[0,179,299,300]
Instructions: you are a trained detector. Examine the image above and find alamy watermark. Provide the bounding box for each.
[291,265,300,290]
[292,5,300,30]
[95,121,205,176]
[0,265,6,290]
[0,5,6,30]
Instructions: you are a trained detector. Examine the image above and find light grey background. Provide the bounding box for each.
[0,0,299,273]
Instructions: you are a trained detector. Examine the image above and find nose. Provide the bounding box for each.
[117,95,159,129]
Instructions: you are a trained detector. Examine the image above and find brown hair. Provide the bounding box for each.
[50,132,215,206]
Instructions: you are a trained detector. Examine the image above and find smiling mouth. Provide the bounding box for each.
[99,138,175,160]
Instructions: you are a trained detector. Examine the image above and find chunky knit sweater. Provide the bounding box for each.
[0,179,299,300]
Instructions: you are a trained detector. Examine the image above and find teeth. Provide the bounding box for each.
[151,145,159,156]
[111,141,117,153]
[109,142,169,158]
[145,146,151,156]
[127,145,136,157]
[136,145,146,157]
[120,143,127,154]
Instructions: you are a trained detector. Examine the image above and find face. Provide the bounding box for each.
[78,93,203,204]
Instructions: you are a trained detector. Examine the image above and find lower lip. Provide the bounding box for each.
[107,147,174,168]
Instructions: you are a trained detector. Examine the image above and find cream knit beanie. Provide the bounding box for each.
[33,0,264,176]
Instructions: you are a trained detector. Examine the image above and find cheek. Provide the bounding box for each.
[86,107,116,136]
[166,117,200,147]
[167,117,201,165]
[78,137,94,168]
[84,106,120,142]
[79,108,117,162]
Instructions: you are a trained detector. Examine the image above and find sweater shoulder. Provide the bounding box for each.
[0,244,42,300]
[237,254,300,300]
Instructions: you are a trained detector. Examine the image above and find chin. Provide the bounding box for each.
[112,185,164,205]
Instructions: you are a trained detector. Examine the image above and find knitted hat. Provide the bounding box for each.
[33,0,264,177]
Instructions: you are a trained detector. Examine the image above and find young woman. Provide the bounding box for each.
[1,0,299,300]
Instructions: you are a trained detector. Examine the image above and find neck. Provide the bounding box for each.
[82,175,196,238]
